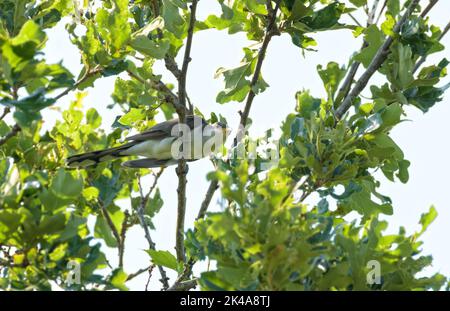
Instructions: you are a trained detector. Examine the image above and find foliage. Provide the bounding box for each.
[0,0,449,291]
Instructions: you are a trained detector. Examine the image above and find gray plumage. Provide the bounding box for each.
[66,116,226,169]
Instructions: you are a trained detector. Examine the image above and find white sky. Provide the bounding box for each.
[35,1,450,290]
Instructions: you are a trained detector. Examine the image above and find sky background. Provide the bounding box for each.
[30,0,450,290]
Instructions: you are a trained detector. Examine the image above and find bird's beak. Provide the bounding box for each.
[217,121,231,136]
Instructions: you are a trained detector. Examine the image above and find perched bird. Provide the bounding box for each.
[66,115,230,168]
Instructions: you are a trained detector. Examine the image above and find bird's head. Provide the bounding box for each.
[214,121,231,139]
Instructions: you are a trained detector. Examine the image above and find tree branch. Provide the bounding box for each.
[335,0,420,120]
[98,201,123,266]
[167,278,198,291]
[375,0,388,25]
[168,0,283,291]
[136,169,170,290]
[126,69,184,114]
[236,0,281,137]
[420,0,439,18]
[198,0,282,237]
[0,107,11,122]
[335,0,382,105]
[174,0,199,265]
[126,265,154,281]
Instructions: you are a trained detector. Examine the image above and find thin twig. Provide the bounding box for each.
[126,69,184,113]
[145,266,154,291]
[167,278,198,291]
[169,0,283,291]
[197,0,282,238]
[335,0,381,105]
[197,180,219,220]
[368,0,380,25]
[0,107,10,122]
[174,0,199,265]
[375,0,388,25]
[0,124,21,147]
[420,0,439,18]
[118,211,129,268]
[236,0,282,141]
[136,170,170,290]
[126,265,154,281]
[98,201,123,265]
[54,67,102,100]
[349,13,363,27]
[335,0,421,119]
[413,20,450,74]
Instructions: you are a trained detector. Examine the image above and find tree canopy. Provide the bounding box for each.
[0,0,449,291]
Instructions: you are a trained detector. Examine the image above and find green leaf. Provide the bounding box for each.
[215,60,252,104]
[298,2,345,31]
[145,189,164,217]
[162,0,186,38]
[317,62,346,100]
[129,36,170,59]
[94,215,118,248]
[110,268,128,291]
[38,213,67,235]
[50,169,83,199]
[418,206,437,236]
[95,0,131,54]
[349,0,367,7]
[146,249,179,271]
[118,108,145,126]
[354,25,384,68]
[82,186,99,201]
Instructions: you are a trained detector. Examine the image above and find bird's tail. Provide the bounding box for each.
[66,142,137,168]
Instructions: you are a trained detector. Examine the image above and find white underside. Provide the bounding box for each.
[121,125,224,160]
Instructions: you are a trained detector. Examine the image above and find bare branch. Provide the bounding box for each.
[136,170,170,290]
[335,0,421,119]
[98,201,123,266]
[335,0,382,105]
[168,0,284,291]
[349,13,363,27]
[420,0,439,18]
[375,0,388,25]
[237,0,282,137]
[0,107,10,122]
[198,0,282,235]
[174,0,199,264]
[197,179,219,220]
[126,265,154,281]
[368,0,380,25]
[167,278,198,291]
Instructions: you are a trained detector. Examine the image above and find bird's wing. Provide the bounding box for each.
[121,158,177,168]
[125,118,180,141]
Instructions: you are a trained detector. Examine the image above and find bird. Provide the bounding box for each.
[66,115,230,168]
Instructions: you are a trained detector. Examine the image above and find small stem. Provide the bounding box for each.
[126,265,154,281]
[348,13,363,27]
[375,0,388,25]
[335,0,420,119]
[0,107,11,121]
[136,170,170,290]
[420,0,439,18]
